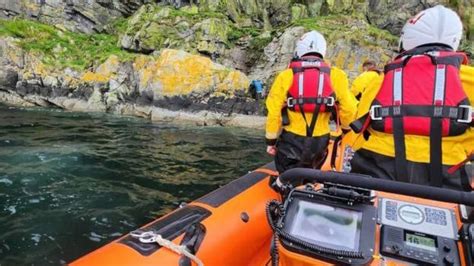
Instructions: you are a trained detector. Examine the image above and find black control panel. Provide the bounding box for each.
[381,225,460,265]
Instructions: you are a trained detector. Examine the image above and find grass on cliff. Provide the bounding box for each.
[293,14,398,47]
[0,19,135,70]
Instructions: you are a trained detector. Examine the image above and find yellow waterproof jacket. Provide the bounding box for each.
[354,64,474,165]
[265,67,357,142]
[350,70,381,99]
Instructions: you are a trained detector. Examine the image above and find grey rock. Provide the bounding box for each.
[366,0,448,36]
[0,37,25,68]
[249,26,305,83]
[0,0,22,18]
[0,0,151,34]
[0,67,18,88]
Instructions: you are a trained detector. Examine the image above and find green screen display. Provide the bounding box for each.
[405,233,437,252]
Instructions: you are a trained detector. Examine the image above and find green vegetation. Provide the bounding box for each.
[108,17,129,35]
[128,3,225,27]
[459,41,474,62]
[293,14,397,48]
[293,15,352,34]
[249,35,273,51]
[0,19,135,70]
[366,25,398,45]
[169,6,227,21]
[228,24,273,52]
[228,26,261,41]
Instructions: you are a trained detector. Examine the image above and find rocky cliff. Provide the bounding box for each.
[0,0,472,127]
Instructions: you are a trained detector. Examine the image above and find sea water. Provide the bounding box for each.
[0,104,268,265]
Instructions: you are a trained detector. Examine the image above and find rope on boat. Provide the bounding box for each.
[130,230,204,266]
[153,234,204,266]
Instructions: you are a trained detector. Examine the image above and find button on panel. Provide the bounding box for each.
[385,200,398,221]
[425,208,447,226]
[379,198,456,239]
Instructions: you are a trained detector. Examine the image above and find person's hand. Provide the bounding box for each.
[266,145,277,156]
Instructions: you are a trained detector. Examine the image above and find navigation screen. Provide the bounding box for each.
[405,232,437,252]
[287,200,362,251]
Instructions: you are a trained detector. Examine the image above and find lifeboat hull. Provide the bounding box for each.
[71,164,280,266]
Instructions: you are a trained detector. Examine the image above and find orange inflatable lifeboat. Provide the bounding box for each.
[71,136,474,266]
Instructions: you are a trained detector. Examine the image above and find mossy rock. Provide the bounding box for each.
[195,18,230,42]
[120,3,237,54]
[291,4,309,22]
[0,19,134,70]
[180,5,199,15]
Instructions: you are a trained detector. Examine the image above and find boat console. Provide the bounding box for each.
[268,169,474,266]
[379,198,459,265]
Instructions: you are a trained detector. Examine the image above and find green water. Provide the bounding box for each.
[0,105,268,265]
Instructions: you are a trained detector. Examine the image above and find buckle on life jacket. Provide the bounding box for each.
[458,105,473,124]
[370,105,382,121]
[326,96,335,107]
[287,97,295,108]
[287,97,335,108]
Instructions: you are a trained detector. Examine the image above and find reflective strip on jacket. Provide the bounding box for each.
[354,64,474,165]
[265,67,357,141]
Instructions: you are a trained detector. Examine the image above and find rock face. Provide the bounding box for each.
[0,34,259,125]
[249,13,398,83]
[120,4,232,57]
[0,0,150,33]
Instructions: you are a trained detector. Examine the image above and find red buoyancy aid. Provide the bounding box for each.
[286,56,336,113]
[354,46,473,187]
[369,48,471,137]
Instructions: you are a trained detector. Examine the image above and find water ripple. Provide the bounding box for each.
[0,104,268,265]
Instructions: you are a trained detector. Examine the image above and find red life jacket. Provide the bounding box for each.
[369,48,471,137]
[286,56,335,113]
[351,46,472,187]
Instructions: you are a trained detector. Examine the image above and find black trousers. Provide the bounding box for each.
[351,149,471,191]
[275,131,329,174]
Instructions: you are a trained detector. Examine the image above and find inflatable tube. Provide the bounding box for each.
[279,168,474,206]
[71,163,280,266]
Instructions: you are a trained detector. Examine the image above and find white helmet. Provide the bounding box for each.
[400,5,463,51]
[295,31,327,58]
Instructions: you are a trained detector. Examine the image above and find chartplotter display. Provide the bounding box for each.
[287,200,363,251]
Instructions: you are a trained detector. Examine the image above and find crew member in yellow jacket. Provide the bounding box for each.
[350,60,381,100]
[265,31,357,173]
[350,5,474,191]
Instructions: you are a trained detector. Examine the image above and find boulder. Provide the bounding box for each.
[133,49,249,97]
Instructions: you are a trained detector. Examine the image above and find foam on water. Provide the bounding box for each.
[0,178,13,185]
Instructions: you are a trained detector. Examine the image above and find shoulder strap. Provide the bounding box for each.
[290,56,331,74]
[387,48,468,73]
